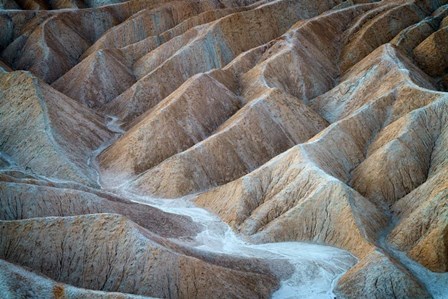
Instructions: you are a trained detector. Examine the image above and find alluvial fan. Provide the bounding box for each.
[1,0,448,298]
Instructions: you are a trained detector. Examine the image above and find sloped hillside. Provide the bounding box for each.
[1,0,447,298]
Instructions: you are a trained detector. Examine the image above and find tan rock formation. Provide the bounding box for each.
[414,26,448,77]
[99,72,242,187]
[335,250,431,299]
[81,0,247,58]
[1,0,447,297]
[0,0,174,82]
[125,3,379,197]
[52,49,136,108]
[106,0,349,125]
[0,214,279,298]
[0,71,112,186]
[0,180,201,238]
[0,259,151,299]
[386,104,448,272]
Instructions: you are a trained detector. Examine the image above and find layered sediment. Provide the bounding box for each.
[1,0,447,298]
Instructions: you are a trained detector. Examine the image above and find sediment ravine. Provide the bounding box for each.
[1,0,448,298]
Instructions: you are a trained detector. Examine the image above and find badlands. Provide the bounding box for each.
[0,0,447,298]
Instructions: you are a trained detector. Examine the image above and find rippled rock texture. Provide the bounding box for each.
[1,0,448,298]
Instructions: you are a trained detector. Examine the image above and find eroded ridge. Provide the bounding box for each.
[1,0,448,298]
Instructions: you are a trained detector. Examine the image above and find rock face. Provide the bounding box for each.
[335,250,431,299]
[0,259,152,299]
[52,49,136,108]
[1,0,448,298]
[0,180,201,238]
[0,71,113,186]
[0,214,280,298]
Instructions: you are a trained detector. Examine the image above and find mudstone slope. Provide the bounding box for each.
[0,0,448,298]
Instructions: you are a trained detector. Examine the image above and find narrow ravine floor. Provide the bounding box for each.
[89,115,358,298]
[377,216,448,299]
[122,191,356,299]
